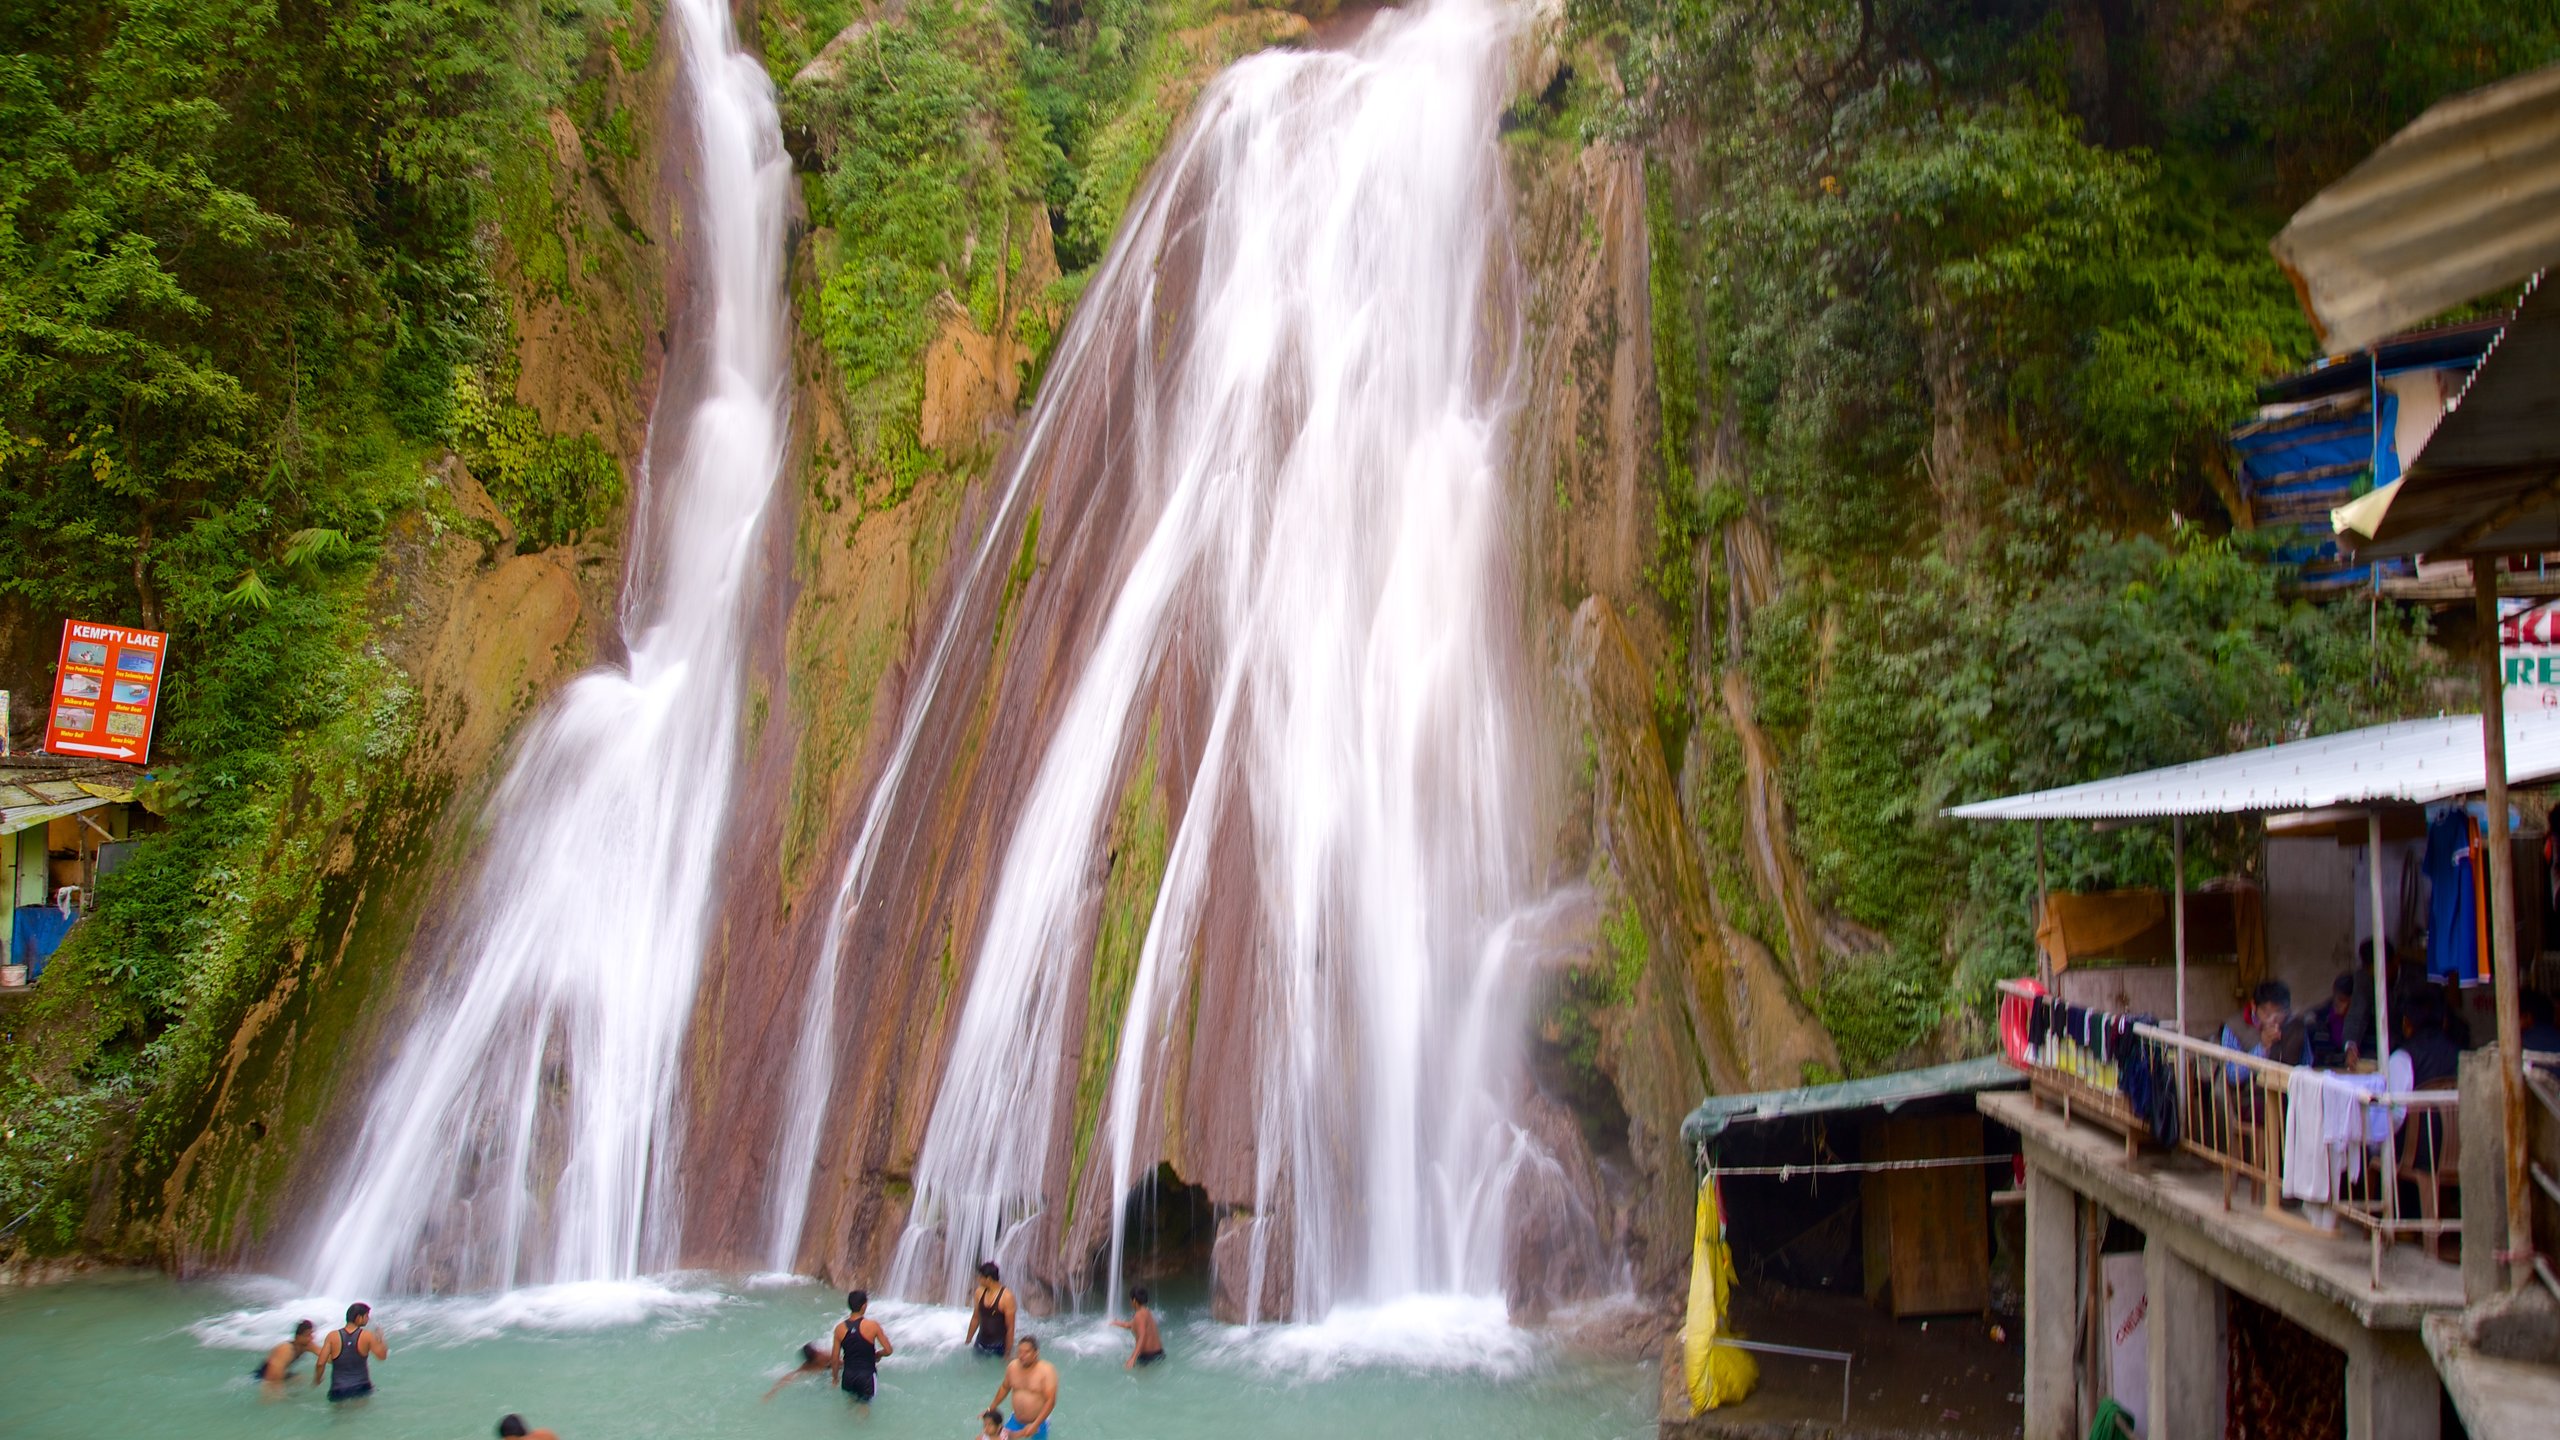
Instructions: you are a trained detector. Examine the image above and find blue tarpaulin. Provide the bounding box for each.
[10,905,77,981]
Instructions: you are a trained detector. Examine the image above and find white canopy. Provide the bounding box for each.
[1945,712,2560,821]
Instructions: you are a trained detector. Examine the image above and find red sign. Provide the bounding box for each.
[46,619,167,763]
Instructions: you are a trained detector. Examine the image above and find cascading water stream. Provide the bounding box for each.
[297,0,792,1296]
[813,0,1557,1316]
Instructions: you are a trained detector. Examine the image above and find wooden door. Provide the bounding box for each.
[1860,1113,1991,1317]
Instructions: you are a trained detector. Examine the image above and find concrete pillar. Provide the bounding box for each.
[2145,1236,2226,1439]
[2460,1046,2510,1302]
[2344,1329,2440,1440]
[2025,1166,2078,1440]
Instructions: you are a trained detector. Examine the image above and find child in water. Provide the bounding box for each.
[762,1342,835,1400]
[1113,1286,1166,1368]
[975,1409,1006,1438]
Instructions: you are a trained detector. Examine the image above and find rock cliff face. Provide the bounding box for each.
[1499,38,1835,1304]
[141,1,1850,1311]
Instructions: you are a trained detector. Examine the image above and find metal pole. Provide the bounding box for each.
[2475,555,2535,1287]
[2369,810,2394,1068]
[2370,809,2400,1229]
[2173,814,2188,1037]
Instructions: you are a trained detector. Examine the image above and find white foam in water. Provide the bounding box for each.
[860,1299,975,1357]
[190,1276,730,1351]
[1187,1293,1542,1382]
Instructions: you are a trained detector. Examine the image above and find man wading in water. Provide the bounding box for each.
[830,1290,894,1403]
[1112,1286,1164,1368]
[964,1261,1016,1359]
[254,1319,320,1388]
[312,1302,388,1402]
[991,1335,1058,1439]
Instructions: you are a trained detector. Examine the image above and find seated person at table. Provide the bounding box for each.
[2221,982,2309,1076]
[2398,995,2460,1086]
[2309,972,2366,1067]
[2520,990,2560,1056]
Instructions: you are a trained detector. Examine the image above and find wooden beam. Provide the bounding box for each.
[2379,571,2560,603]
[2446,468,2560,556]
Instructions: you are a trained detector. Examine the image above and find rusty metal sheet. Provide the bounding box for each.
[2273,62,2560,354]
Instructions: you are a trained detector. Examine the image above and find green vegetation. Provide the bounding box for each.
[779,0,1296,510]
[0,0,647,1250]
[1066,724,1170,1221]
[1570,0,2553,1071]
[452,367,625,550]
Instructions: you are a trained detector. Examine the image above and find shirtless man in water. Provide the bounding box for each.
[990,1335,1058,1439]
[254,1320,320,1387]
[1112,1286,1164,1369]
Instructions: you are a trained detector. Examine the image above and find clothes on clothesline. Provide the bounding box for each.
[2277,1057,2414,1204]
[2015,994,2180,1145]
[2424,808,2483,985]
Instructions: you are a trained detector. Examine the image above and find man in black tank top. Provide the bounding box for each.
[312,1301,388,1401]
[965,1261,1016,1358]
[829,1290,894,1402]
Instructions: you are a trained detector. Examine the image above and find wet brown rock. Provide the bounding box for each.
[1501,1087,1618,1323]
[1209,1209,1292,1323]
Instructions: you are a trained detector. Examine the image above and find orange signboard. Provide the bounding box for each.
[46,619,167,763]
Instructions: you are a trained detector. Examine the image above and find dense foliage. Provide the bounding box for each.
[1572,0,2556,1071]
[771,0,1280,508]
[0,0,637,1248]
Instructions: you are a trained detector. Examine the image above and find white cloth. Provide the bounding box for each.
[2283,1065,2334,1202]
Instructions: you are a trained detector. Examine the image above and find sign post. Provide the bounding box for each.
[45,620,168,764]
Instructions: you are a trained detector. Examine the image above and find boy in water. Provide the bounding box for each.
[830,1290,895,1402]
[1112,1286,1165,1368]
[973,1409,1006,1439]
[254,1319,320,1387]
[497,1417,560,1439]
[762,1342,835,1400]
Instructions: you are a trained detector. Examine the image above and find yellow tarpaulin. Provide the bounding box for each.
[1682,1173,1757,1412]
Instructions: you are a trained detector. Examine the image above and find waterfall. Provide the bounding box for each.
[297,0,791,1295]
[825,0,1549,1316]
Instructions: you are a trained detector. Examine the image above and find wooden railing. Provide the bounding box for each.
[1998,979,2461,1286]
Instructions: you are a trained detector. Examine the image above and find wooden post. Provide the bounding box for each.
[2035,818,2050,989]
[2370,810,2400,1226]
[2473,555,2534,1286]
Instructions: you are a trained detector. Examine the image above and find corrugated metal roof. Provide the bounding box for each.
[1945,712,2560,821]
[2332,271,2560,560]
[0,794,116,838]
[2271,61,2560,354]
[1683,1056,2022,1148]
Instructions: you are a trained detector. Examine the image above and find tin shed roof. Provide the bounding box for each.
[2271,62,2560,354]
[1683,1056,2024,1149]
[1944,712,2560,821]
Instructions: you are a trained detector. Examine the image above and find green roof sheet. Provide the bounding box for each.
[1682,1055,2024,1149]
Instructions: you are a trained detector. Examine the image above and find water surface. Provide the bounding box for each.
[0,1276,1653,1440]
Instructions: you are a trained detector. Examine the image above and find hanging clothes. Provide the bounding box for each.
[2281,1067,2333,1203]
[2425,809,2481,984]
